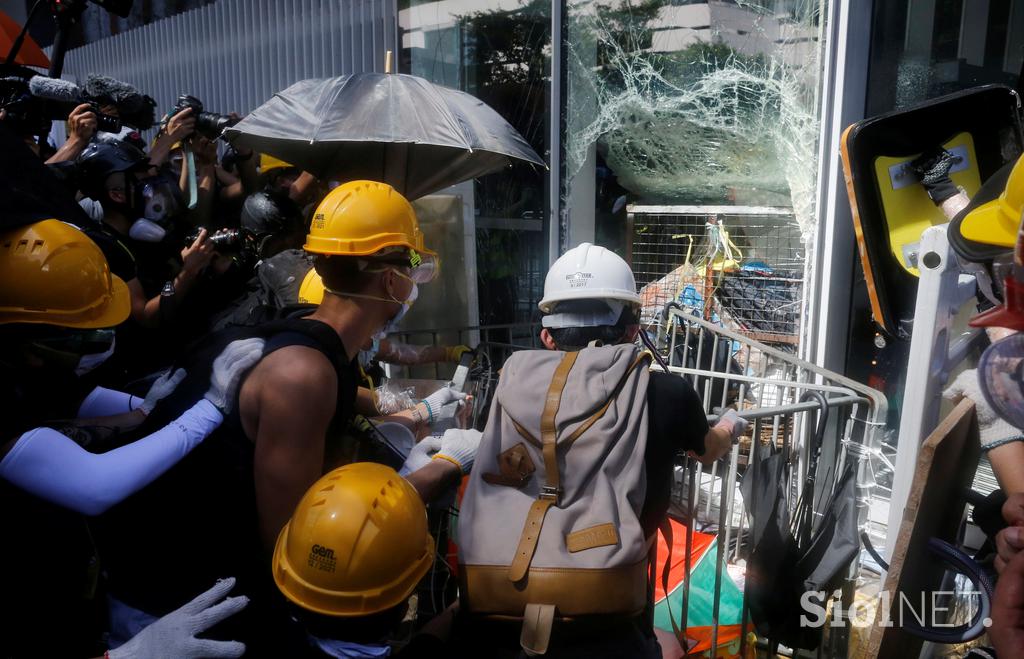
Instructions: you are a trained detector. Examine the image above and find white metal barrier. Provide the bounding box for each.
[884,225,982,564]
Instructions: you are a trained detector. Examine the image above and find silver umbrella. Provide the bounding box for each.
[223,73,545,200]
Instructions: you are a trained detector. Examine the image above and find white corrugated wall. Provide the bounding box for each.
[58,0,397,128]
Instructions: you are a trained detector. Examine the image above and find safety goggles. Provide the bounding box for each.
[978,333,1024,428]
[362,248,438,284]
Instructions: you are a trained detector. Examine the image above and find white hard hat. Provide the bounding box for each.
[539,243,640,327]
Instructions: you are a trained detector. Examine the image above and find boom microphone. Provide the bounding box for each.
[27,75,84,104]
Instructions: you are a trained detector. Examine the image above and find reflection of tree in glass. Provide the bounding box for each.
[567,0,823,238]
[456,0,553,324]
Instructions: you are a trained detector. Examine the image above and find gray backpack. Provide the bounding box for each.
[457,343,653,654]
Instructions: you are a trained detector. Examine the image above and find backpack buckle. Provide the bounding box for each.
[539,485,561,501]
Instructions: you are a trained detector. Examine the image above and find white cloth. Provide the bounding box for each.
[0,399,222,516]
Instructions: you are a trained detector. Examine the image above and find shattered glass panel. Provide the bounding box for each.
[565,0,828,239]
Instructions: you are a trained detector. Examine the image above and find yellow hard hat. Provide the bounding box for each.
[297,267,325,305]
[960,154,1024,248]
[0,220,131,328]
[304,180,436,259]
[260,153,293,173]
[272,462,434,617]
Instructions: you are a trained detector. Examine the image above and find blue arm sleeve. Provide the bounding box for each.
[0,399,222,516]
[77,386,142,418]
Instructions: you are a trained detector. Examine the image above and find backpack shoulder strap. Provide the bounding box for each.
[562,351,652,447]
[508,351,578,583]
[259,317,349,374]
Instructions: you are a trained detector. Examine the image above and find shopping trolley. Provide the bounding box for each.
[648,303,888,657]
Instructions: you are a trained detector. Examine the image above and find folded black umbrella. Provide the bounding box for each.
[741,393,859,650]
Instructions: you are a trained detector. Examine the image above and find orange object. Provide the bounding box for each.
[0,11,50,69]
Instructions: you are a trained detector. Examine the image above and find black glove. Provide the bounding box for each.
[910,146,962,204]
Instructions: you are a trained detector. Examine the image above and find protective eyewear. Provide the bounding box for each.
[363,249,438,284]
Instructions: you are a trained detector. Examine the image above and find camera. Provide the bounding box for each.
[173,94,238,139]
[185,228,244,250]
[84,102,121,133]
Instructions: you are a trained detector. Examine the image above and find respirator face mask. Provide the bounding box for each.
[127,174,181,242]
[27,328,117,377]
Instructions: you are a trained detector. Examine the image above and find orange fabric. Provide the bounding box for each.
[685,624,744,656]
[653,519,716,601]
[0,11,49,69]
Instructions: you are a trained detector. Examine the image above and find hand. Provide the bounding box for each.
[715,408,749,441]
[180,228,216,278]
[996,494,1024,573]
[164,107,196,142]
[107,577,247,659]
[138,368,187,416]
[422,386,468,424]
[401,435,442,475]
[991,548,1024,657]
[204,338,265,413]
[433,428,482,474]
[67,103,97,143]
[444,345,472,362]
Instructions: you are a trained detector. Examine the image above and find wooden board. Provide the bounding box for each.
[867,399,980,658]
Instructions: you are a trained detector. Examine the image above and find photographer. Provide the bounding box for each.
[76,141,216,336]
[45,102,98,164]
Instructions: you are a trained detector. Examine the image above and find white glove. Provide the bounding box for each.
[138,369,187,416]
[400,435,443,476]
[422,386,468,424]
[108,577,248,659]
[204,338,265,414]
[433,428,483,474]
[715,409,749,441]
[944,368,1017,443]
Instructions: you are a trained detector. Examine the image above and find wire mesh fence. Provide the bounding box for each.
[629,205,806,346]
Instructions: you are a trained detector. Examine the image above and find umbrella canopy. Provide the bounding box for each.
[653,521,745,656]
[0,11,49,69]
[224,73,545,200]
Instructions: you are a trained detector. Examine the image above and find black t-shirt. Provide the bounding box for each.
[640,371,709,537]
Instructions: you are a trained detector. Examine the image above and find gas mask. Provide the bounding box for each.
[126,174,181,242]
[26,328,116,377]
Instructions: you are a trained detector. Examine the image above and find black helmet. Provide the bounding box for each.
[75,140,150,200]
[240,191,303,237]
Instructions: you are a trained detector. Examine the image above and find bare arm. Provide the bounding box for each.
[245,346,337,551]
[695,426,732,465]
[46,104,96,164]
[404,458,461,502]
[991,442,1024,495]
[127,233,212,328]
[288,171,320,205]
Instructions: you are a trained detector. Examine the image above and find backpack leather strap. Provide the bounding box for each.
[508,351,578,583]
[563,353,652,448]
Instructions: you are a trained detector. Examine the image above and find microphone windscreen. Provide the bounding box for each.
[28,76,83,104]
